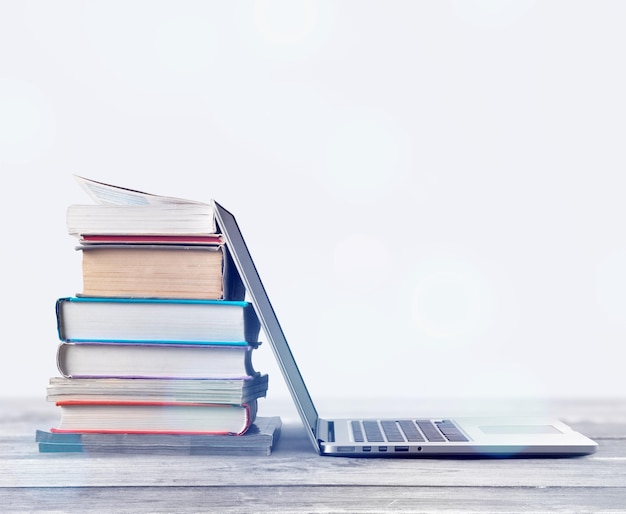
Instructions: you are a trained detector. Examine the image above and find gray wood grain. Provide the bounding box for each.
[0,486,626,513]
[2,486,626,513]
[2,397,625,512]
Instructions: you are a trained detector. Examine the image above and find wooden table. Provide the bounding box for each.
[1,396,625,513]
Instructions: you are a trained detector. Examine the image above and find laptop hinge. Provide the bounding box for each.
[317,419,334,442]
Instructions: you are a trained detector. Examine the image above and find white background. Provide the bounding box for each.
[1,1,625,407]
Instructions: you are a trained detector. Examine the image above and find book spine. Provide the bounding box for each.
[55,298,67,341]
[223,246,245,301]
[58,339,253,346]
[58,296,250,306]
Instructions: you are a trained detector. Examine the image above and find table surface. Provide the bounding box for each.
[1,396,625,513]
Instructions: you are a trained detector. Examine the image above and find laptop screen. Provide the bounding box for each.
[213,201,320,441]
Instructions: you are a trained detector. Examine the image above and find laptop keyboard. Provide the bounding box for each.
[351,419,468,443]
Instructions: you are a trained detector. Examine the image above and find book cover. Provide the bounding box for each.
[56,297,261,344]
[50,400,258,435]
[79,234,225,245]
[56,342,261,379]
[36,416,282,455]
[46,375,269,405]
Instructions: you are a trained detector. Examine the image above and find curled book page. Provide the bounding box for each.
[73,175,207,206]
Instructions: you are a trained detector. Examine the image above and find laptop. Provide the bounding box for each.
[213,201,598,458]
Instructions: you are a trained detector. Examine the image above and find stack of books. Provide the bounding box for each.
[37,177,281,455]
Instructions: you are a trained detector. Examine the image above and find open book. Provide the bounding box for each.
[68,176,218,236]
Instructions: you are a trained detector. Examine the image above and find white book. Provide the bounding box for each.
[67,176,217,235]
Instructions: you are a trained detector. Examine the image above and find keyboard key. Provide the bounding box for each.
[351,421,364,442]
[416,420,446,442]
[362,421,384,442]
[398,420,425,442]
[436,420,469,442]
[381,421,405,442]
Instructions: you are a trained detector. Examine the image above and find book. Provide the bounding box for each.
[78,244,244,300]
[67,176,218,236]
[67,204,218,236]
[36,416,282,455]
[39,176,275,456]
[79,234,224,245]
[49,400,258,435]
[56,297,261,344]
[56,343,261,379]
[46,375,269,404]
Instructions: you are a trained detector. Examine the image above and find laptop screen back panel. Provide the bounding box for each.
[213,202,322,452]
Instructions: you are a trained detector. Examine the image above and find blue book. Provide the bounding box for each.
[56,297,260,345]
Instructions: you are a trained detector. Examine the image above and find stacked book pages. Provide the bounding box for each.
[38,176,281,456]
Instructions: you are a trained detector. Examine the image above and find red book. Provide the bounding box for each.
[50,400,257,436]
[80,234,224,245]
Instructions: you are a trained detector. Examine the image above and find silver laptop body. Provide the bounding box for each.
[213,201,598,457]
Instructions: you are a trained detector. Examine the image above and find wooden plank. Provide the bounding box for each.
[3,396,626,502]
[2,486,626,513]
[3,425,626,488]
